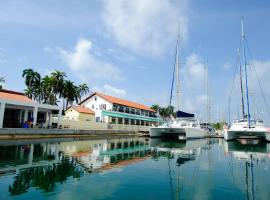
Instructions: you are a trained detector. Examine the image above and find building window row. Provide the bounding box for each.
[110,117,156,126]
[112,104,157,118]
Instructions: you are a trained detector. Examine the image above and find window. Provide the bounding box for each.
[113,104,118,111]
[124,118,129,125]
[96,117,100,122]
[125,107,130,113]
[99,104,106,110]
[95,96,97,101]
[119,106,124,112]
[111,117,116,124]
[130,119,135,125]
[92,104,94,109]
[118,118,123,124]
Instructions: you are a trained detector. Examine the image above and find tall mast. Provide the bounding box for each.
[205,61,211,123]
[176,30,180,111]
[239,47,245,118]
[242,17,251,128]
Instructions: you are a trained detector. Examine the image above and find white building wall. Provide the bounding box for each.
[65,109,80,120]
[81,95,113,123]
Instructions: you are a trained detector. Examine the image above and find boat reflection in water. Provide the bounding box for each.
[223,139,270,200]
[149,138,210,200]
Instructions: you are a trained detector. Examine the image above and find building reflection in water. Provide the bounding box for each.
[0,137,150,196]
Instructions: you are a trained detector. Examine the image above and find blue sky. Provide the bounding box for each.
[1,0,270,124]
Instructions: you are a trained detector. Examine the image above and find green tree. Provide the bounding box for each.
[151,105,175,119]
[63,80,78,109]
[0,76,5,89]
[22,69,41,100]
[77,83,89,101]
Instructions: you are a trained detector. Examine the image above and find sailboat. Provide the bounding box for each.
[149,32,208,139]
[224,18,267,141]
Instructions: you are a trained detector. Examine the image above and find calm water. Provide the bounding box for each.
[0,137,270,200]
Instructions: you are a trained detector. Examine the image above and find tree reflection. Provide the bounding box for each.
[9,157,84,196]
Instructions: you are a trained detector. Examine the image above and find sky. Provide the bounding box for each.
[1,0,270,124]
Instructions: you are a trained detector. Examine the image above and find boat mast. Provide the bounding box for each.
[176,30,180,111]
[239,47,245,119]
[242,17,251,128]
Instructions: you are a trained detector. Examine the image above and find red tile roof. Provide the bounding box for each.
[0,89,33,103]
[79,92,155,112]
[72,106,95,114]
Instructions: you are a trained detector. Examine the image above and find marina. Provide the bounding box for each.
[1,1,270,199]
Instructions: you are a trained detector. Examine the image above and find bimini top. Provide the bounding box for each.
[176,110,195,118]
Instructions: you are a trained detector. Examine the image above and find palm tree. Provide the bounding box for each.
[78,83,89,101]
[0,77,5,89]
[22,68,41,87]
[151,104,161,112]
[22,69,41,100]
[63,80,77,109]
[152,105,175,119]
[51,70,66,97]
[42,75,57,105]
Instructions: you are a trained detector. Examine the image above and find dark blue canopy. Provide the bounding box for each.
[176,110,195,118]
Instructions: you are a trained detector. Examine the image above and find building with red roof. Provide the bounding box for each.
[65,106,95,121]
[79,92,161,126]
[0,89,62,128]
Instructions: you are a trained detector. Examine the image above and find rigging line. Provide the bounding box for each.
[170,43,178,107]
[183,68,196,109]
[227,44,241,124]
[244,39,270,117]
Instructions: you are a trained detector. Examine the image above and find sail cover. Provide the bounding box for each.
[176,110,195,118]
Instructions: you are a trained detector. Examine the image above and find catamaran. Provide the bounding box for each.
[150,32,207,140]
[224,18,267,141]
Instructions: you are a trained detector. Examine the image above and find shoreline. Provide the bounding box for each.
[0,128,140,140]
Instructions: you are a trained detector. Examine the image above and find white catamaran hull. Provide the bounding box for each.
[149,127,207,139]
[224,129,266,141]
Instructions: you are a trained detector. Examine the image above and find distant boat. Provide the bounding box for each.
[149,32,207,140]
[224,18,267,141]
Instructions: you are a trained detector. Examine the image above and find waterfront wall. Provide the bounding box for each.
[59,119,150,132]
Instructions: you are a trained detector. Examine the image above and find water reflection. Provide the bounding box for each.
[150,138,212,200]
[0,137,150,197]
[223,139,270,200]
[0,137,270,199]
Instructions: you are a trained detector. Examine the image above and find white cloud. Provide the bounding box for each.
[93,84,127,97]
[185,54,206,83]
[58,38,123,81]
[102,0,188,56]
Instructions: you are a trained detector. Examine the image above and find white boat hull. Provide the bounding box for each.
[224,130,266,141]
[149,127,207,140]
[149,127,186,137]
